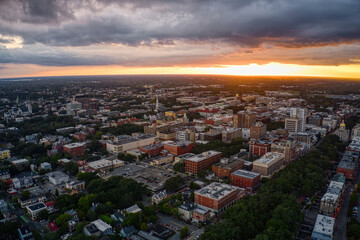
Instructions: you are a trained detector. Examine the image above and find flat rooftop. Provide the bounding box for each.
[163,140,193,147]
[231,169,260,179]
[186,150,222,163]
[312,214,335,237]
[253,152,284,167]
[63,142,85,148]
[27,202,46,211]
[337,159,356,170]
[195,182,240,200]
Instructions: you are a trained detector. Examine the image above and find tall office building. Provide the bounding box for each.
[233,111,256,128]
[289,108,308,132]
[285,117,300,133]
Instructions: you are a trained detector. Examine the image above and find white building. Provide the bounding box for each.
[311,214,335,240]
[46,171,69,185]
[26,202,47,220]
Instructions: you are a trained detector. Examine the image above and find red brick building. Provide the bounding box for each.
[249,139,272,156]
[185,150,222,174]
[194,182,243,213]
[74,132,87,142]
[138,143,164,158]
[212,158,244,178]
[230,169,261,191]
[63,143,86,158]
[163,141,194,156]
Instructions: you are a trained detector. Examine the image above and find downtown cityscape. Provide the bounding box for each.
[1,1,360,240]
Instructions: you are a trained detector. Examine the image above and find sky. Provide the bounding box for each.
[0,0,360,79]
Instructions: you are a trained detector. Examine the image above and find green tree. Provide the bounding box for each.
[21,190,30,200]
[38,209,48,220]
[55,213,72,229]
[164,175,184,192]
[180,225,190,239]
[173,161,185,173]
[63,162,79,176]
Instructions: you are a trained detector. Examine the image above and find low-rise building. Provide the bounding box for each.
[138,143,164,158]
[63,142,86,157]
[230,169,261,191]
[194,182,244,213]
[163,140,194,156]
[26,202,47,220]
[84,219,113,237]
[88,159,124,171]
[0,149,11,160]
[311,214,335,240]
[18,226,34,240]
[0,199,8,213]
[106,134,158,154]
[178,202,196,221]
[65,180,85,191]
[252,152,285,177]
[46,171,69,185]
[212,158,244,178]
[249,139,272,157]
[185,150,222,174]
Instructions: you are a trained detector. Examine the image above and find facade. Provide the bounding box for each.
[320,181,344,216]
[230,169,261,191]
[0,199,8,213]
[311,214,335,240]
[250,122,267,139]
[212,158,244,178]
[18,226,34,240]
[63,143,86,157]
[0,150,11,160]
[271,140,298,164]
[157,131,177,141]
[249,139,272,156]
[176,129,196,142]
[252,152,285,177]
[139,143,164,157]
[295,132,312,144]
[290,107,308,132]
[222,128,242,143]
[334,121,349,142]
[285,117,300,133]
[65,180,85,191]
[185,150,222,174]
[163,140,194,156]
[351,123,360,139]
[178,202,196,221]
[195,182,243,213]
[233,111,256,128]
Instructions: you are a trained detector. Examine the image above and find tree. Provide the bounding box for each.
[180,225,190,239]
[64,162,79,176]
[77,172,98,185]
[38,209,48,220]
[55,189,59,196]
[141,222,148,231]
[173,161,185,173]
[55,213,72,229]
[21,190,30,200]
[164,175,184,192]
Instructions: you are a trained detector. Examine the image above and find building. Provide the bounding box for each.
[334,121,350,142]
[308,115,322,126]
[65,180,85,191]
[106,134,158,154]
[26,202,47,220]
[250,122,267,139]
[320,181,344,216]
[157,130,177,141]
[193,207,211,222]
[194,182,243,213]
[222,128,242,143]
[249,139,272,156]
[311,214,335,240]
[295,132,312,144]
[0,199,8,213]
[11,158,29,170]
[163,140,194,156]
[252,152,285,177]
[285,117,300,133]
[290,107,308,132]
[336,151,357,180]
[233,111,256,128]
[144,123,172,135]
[63,143,86,157]
[230,169,261,191]
[212,158,244,178]
[150,155,174,165]
[185,150,222,174]
[46,171,69,185]
[139,143,164,158]
[40,162,52,171]
[152,190,167,204]
[351,123,360,139]
[18,226,34,240]
[84,219,112,237]
[271,140,298,164]
[0,149,11,160]
[0,170,10,180]
[178,202,196,221]
[176,129,196,142]
[200,131,222,141]
[88,159,124,171]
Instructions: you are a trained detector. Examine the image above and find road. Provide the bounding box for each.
[158,213,201,240]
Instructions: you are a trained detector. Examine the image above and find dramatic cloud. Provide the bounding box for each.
[0,0,359,69]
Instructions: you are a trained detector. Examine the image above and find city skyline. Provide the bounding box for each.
[1,0,360,79]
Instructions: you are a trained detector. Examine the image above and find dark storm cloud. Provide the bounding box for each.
[0,0,359,66]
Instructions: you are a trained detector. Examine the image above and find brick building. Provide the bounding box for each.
[230,169,261,191]
[138,143,164,158]
[249,139,272,156]
[163,140,194,156]
[194,182,243,213]
[271,140,298,164]
[63,143,86,158]
[185,150,222,174]
[233,111,256,128]
[250,122,267,140]
[212,158,244,178]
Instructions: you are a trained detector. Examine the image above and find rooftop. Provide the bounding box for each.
[195,182,240,200]
[253,152,284,167]
[186,150,222,163]
[312,214,335,237]
[63,142,85,148]
[92,219,112,232]
[27,202,47,211]
[231,169,260,179]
